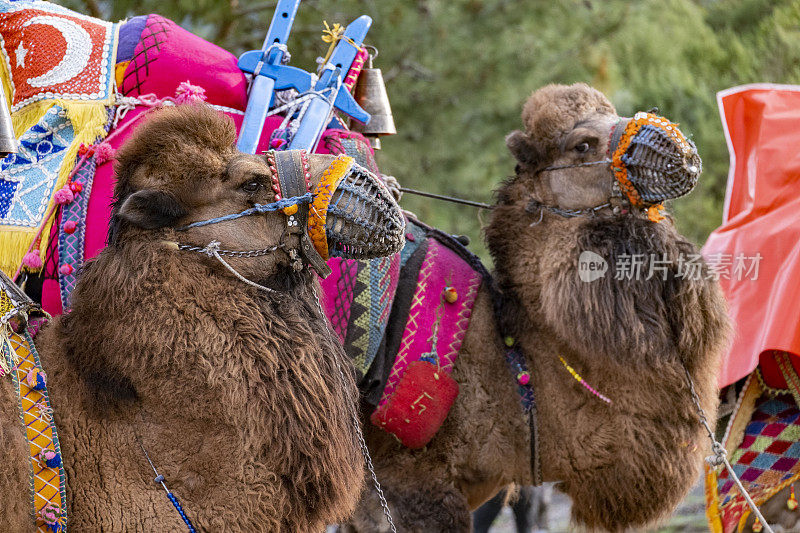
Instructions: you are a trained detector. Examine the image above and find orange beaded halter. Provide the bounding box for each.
[609,112,702,221]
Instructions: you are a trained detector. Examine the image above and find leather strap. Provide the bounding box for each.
[529,399,542,486]
[608,117,631,156]
[273,151,331,277]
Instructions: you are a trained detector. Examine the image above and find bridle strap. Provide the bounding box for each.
[526,198,614,221]
[539,158,612,173]
[273,151,331,277]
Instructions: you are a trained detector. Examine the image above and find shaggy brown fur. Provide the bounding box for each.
[0,105,365,531]
[347,84,729,532]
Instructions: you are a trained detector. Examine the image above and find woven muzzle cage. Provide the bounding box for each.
[609,112,701,207]
[307,156,405,261]
[325,163,405,259]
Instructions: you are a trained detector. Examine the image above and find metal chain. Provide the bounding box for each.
[336,363,397,533]
[682,363,774,533]
[526,199,612,219]
[176,242,284,257]
[311,286,397,533]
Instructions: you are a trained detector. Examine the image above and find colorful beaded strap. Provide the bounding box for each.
[1,326,67,532]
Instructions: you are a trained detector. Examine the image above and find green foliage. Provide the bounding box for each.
[57,0,800,262]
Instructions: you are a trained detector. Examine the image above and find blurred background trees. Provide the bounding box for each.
[60,0,800,261]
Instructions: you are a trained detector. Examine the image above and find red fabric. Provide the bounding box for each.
[703,85,800,388]
[370,360,459,449]
[0,4,116,111]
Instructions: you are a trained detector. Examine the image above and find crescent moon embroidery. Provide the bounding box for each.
[22,16,91,88]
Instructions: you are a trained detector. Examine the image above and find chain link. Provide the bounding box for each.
[311,286,397,533]
[337,363,397,533]
[176,242,284,257]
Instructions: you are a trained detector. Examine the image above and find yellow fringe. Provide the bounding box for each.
[0,96,110,276]
[705,464,724,533]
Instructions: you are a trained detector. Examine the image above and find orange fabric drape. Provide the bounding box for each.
[703,84,800,388]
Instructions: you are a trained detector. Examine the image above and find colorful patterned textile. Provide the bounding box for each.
[376,237,482,407]
[0,0,118,276]
[318,129,379,175]
[706,375,800,532]
[56,110,112,310]
[0,105,72,227]
[0,0,117,111]
[115,14,246,111]
[366,221,486,447]
[320,255,401,375]
[2,329,67,532]
[316,128,398,376]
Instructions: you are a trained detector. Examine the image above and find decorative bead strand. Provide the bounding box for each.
[140,443,197,532]
[300,149,312,192]
[559,356,612,404]
[265,151,281,200]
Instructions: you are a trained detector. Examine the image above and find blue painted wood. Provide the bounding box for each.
[288,15,372,151]
[236,0,302,154]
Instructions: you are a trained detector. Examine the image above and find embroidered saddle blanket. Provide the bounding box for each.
[706,358,800,532]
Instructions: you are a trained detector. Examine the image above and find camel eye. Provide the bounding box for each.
[241,180,262,194]
[575,142,590,154]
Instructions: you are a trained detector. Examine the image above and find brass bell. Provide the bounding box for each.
[351,48,396,150]
[0,79,17,158]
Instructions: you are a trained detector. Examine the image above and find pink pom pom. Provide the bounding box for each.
[270,138,286,149]
[94,142,116,165]
[59,264,73,276]
[517,371,531,386]
[64,220,78,234]
[38,503,62,525]
[22,251,43,270]
[174,81,207,104]
[39,449,55,462]
[53,186,74,205]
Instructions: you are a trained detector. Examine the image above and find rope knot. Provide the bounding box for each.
[201,241,221,257]
[705,442,728,467]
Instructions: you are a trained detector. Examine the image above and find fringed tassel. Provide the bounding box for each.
[789,484,798,510]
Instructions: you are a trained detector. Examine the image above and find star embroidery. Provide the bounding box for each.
[15,42,27,68]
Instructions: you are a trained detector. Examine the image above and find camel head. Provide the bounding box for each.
[110,104,404,285]
[505,83,700,220]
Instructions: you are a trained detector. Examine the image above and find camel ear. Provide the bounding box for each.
[117,189,188,229]
[506,130,541,167]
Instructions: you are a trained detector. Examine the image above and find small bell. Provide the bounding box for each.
[0,80,18,158]
[351,48,396,150]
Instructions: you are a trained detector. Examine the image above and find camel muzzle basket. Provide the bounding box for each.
[610,112,702,206]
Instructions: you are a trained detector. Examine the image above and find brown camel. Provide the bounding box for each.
[0,105,405,531]
[347,84,730,532]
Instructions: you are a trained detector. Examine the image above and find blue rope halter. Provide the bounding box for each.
[176,193,313,231]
